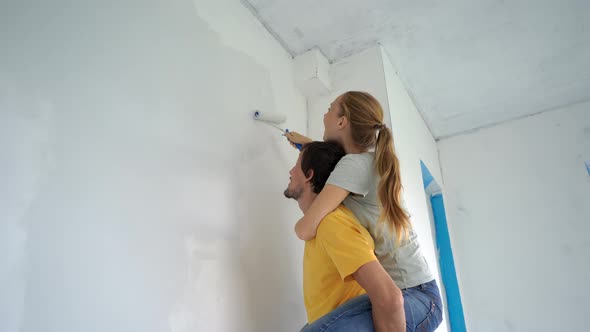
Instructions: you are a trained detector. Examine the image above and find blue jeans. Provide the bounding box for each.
[300,280,443,332]
[402,280,443,332]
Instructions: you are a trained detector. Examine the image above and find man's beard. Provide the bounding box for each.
[284,186,302,200]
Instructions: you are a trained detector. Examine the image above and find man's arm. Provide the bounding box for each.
[353,261,405,332]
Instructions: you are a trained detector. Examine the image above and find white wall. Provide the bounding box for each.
[438,102,590,331]
[307,45,447,331]
[0,1,307,331]
[307,46,391,140]
[381,48,448,332]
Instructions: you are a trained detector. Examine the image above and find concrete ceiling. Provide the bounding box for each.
[244,0,590,138]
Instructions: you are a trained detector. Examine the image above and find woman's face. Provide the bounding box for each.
[323,96,344,141]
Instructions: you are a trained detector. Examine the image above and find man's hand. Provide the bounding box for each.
[353,261,405,332]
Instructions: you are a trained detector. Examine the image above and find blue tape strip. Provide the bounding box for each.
[585,160,590,176]
[431,194,467,332]
[420,160,434,189]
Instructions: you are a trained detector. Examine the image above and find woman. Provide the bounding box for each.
[286,91,443,332]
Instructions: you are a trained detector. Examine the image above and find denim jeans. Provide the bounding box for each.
[402,280,443,332]
[300,280,443,332]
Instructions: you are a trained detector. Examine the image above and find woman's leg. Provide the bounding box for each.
[300,294,375,332]
[301,281,443,332]
[402,280,443,332]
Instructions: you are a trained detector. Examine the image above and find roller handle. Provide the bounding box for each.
[284,129,303,151]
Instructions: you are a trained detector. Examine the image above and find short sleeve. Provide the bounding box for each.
[317,216,377,280]
[326,155,372,197]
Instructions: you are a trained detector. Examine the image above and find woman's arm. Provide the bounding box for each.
[294,184,350,240]
[284,131,313,149]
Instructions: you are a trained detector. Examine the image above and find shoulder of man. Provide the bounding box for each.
[315,206,377,281]
[316,206,363,239]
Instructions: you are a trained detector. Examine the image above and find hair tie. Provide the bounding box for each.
[374,123,386,130]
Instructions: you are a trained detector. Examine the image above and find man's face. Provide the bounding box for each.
[284,153,308,200]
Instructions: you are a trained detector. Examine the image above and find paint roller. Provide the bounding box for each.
[253,110,303,150]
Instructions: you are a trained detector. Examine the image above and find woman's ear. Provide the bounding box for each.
[338,116,348,129]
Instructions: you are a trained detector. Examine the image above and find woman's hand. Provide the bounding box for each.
[284,131,312,150]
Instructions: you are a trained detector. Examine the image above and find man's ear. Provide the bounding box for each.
[304,169,314,183]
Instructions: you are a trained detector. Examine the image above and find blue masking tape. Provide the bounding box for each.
[420,160,434,189]
[585,160,590,176]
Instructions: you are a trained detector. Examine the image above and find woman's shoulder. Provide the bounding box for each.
[337,152,375,168]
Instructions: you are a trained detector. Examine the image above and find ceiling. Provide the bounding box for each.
[244,0,590,138]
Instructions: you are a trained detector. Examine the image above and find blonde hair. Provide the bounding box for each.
[338,91,410,243]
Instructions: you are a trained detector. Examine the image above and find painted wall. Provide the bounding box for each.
[0,1,307,331]
[381,49,448,332]
[438,102,590,331]
[307,46,391,140]
[307,45,447,331]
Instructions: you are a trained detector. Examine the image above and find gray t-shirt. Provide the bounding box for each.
[326,152,434,289]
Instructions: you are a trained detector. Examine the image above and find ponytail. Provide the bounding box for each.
[375,126,411,243]
[339,91,411,243]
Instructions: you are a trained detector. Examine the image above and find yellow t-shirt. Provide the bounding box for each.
[303,205,377,323]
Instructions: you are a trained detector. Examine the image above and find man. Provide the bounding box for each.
[284,141,405,332]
